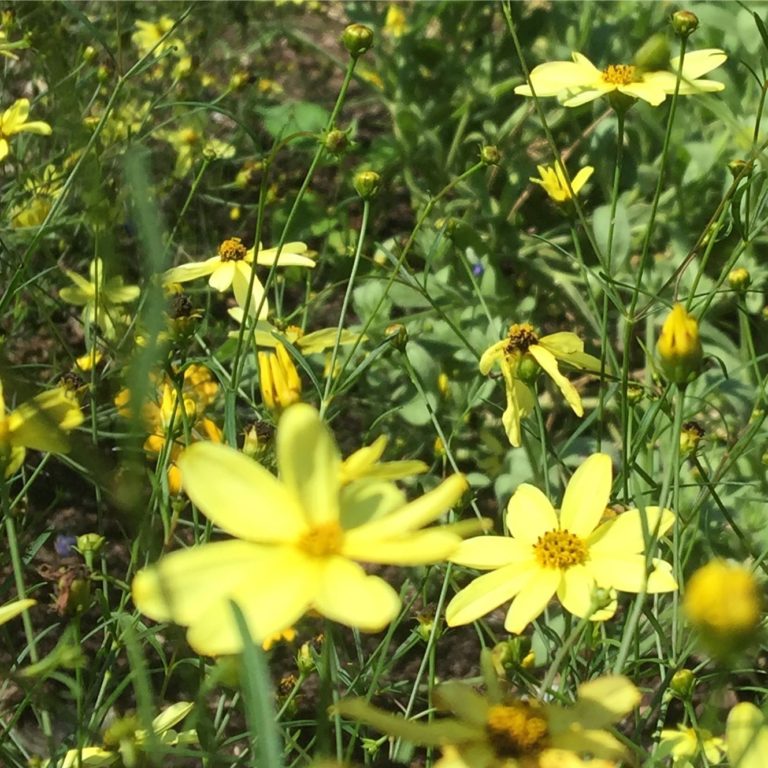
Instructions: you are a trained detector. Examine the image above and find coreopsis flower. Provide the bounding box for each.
[0,379,83,477]
[683,559,762,656]
[11,164,64,228]
[340,435,427,485]
[59,258,140,340]
[131,16,192,79]
[514,49,726,108]
[726,703,768,768]
[657,303,703,386]
[163,238,315,319]
[115,364,221,494]
[531,162,594,203]
[0,98,52,160]
[480,323,601,447]
[161,124,235,177]
[383,3,407,37]
[337,674,641,768]
[132,403,469,655]
[0,598,35,626]
[446,453,677,633]
[658,724,724,767]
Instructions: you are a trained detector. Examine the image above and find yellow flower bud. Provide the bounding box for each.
[671,10,699,38]
[669,669,696,699]
[657,304,703,386]
[258,343,302,414]
[341,23,374,57]
[353,169,381,200]
[728,267,751,293]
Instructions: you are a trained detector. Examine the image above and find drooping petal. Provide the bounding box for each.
[104,279,140,304]
[446,562,535,627]
[7,388,83,453]
[0,598,35,626]
[506,483,558,543]
[177,441,306,542]
[163,256,219,285]
[449,536,530,570]
[559,453,612,537]
[231,260,268,319]
[588,506,674,555]
[572,676,642,725]
[342,529,461,565]
[348,473,466,540]
[312,556,401,630]
[539,332,584,357]
[16,119,52,136]
[500,370,535,447]
[504,568,560,633]
[251,242,316,268]
[529,344,583,416]
[276,403,341,526]
[298,328,359,354]
[478,340,507,375]
[558,564,615,621]
[208,261,235,292]
[132,539,269,625]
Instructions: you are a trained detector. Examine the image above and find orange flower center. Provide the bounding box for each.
[485,702,549,758]
[533,529,587,569]
[505,323,539,355]
[218,237,247,262]
[299,521,344,557]
[602,64,638,85]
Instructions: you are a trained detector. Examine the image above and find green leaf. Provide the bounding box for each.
[259,102,330,140]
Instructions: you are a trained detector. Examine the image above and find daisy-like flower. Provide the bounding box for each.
[0,98,52,160]
[480,323,601,447]
[131,16,192,79]
[161,125,235,178]
[0,379,83,477]
[726,703,768,768]
[446,453,677,633]
[132,403,469,655]
[658,724,724,767]
[163,237,315,319]
[337,674,641,768]
[531,162,594,203]
[60,258,140,340]
[514,49,726,108]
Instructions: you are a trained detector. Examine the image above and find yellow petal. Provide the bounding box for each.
[504,568,559,633]
[277,403,341,526]
[588,506,674,555]
[0,598,35,626]
[727,702,768,768]
[446,562,534,627]
[312,556,400,630]
[343,529,461,565]
[501,372,535,447]
[574,676,642,726]
[177,442,306,542]
[7,388,83,453]
[163,257,219,284]
[559,564,614,621]
[559,454,612,537]
[479,340,507,375]
[529,344,583,416]
[674,48,728,80]
[506,484,558,543]
[151,701,194,735]
[208,261,235,291]
[449,536,529,569]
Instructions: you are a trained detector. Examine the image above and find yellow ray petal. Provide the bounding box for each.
[588,506,674,555]
[559,454,612,537]
[504,568,559,633]
[449,536,529,570]
[506,483,557,543]
[342,529,461,565]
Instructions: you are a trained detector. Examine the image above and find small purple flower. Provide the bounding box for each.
[54,534,77,558]
[472,263,485,277]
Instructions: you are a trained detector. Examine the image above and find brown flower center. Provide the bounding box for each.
[218,237,247,262]
[505,323,539,355]
[485,702,549,758]
[299,521,344,557]
[602,64,638,85]
[533,529,587,569]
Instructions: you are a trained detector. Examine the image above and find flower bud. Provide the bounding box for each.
[342,23,374,58]
[353,169,381,200]
[728,159,754,179]
[480,145,501,166]
[626,383,645,406]
[76,533,105,570]
[679,420,704,457]
[517,353,540,384]
[669,669,696,699]
[385,323,408,351]
[323,128,350,156]
[657,304,703,386]
[82,45,97,64]
[671,10,699,37]
[728,267,751,293]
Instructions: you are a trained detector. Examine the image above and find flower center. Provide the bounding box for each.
[299,521,344,557]
[218,237,247,262]
[533,529,587,569]
[485,702,549,758]
[602,64,638,85]
[505,323,539,355]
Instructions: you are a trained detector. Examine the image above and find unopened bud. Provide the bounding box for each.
[728,159,754,179]
[670,669,696,699]
[385,323,408,351]
[657,304,703,387]
[728,267,751,293]
[626,383,645,406]
[680,420,704,456]
[83,45,97,64]
[671,10,699,38]
[342,23,374,58]
[323,128,349,156]
[480,145,501,166]
[353,169,381,200]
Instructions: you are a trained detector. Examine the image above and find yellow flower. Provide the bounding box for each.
[11,164,63,228]
[726,702,768,768]
[337,674,641,768]
[480,324,601,447]
[262,626,297,651]
[132,16,192,79]
[531,162,594,203]
[0,598,35,626]
[0,98,51,160]
[163,238,315,319]
[340,435,427,485]
[0,379,83,477]
[658,724,724,767]
[132,403,468,655]
[258,342,302,415]
[59,258,140,340]
[161,125,235,177]
[683,559,761,655]
[383,4,407,37]
[657,303,703,386]
[446,453,677,633]
[514,49,726,107]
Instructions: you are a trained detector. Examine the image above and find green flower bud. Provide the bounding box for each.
[353,169,381,200]
[728,159,754,179]
[76,533,105,555]
[342,23,374,58]
[671,10,699,38]
[626,383,645,406]
[634,33,671,71]
[517,353,540,384]
[480,145,501,166]
[385,323,408,351]
[728,267,751,293]
[669,669,696,699]
[323,128,349,156]
[83,45,97,64]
